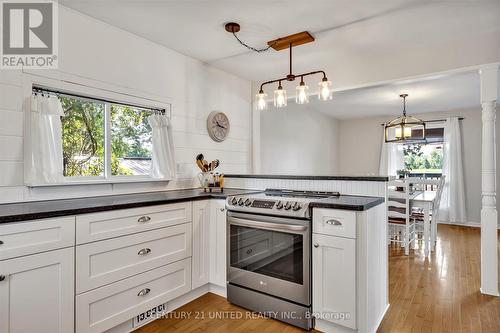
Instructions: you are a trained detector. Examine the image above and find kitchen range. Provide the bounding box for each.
[225,189,340,329]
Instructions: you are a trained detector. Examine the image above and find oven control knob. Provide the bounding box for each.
[276,201,283,209]
[231,197,238,205]
[292,202,301,211]
[284,202,292,210]
[244,199,252,206]
[238,198,245,206]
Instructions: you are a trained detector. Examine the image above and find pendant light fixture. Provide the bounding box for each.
[224,23,333,111]
[384,94,426,143]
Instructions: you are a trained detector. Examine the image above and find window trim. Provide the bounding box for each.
[23,74,173,187]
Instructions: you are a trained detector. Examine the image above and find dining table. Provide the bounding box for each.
[410,190,437,256]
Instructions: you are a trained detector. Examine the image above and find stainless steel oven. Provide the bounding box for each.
[226,211,312,329]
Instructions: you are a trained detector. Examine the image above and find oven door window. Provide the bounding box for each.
[229,225,303,285]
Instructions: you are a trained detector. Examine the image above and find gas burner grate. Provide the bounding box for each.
[264,189,340,198]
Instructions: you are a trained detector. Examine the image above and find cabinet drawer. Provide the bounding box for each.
[0,217,75,260]
[76,223,192,293]
[313,208,356,239]
[76,202,192,244]
[76,258,192,333]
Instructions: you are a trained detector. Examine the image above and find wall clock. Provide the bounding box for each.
[207,111,230,142]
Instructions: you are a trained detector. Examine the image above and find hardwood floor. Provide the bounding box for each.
[134,292,311,333]
[378,224,500,333]
[135,225,500,333]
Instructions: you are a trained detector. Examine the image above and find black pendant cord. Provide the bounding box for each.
[231,31,278,53]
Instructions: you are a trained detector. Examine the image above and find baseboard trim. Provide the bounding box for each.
[372,304,390,333]
[438,220,500,229]
[480,287,500,297]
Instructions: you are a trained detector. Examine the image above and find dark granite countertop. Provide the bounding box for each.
[309,195,385,211]
[0,188,262,224]
[225,174,391,182]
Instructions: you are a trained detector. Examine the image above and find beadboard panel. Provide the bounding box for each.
[224,177,387,197]
[0,5,252,204]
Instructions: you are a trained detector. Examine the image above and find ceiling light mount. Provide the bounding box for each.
[224,22,240,33]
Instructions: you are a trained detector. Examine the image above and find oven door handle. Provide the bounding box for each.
[229,217,307,232]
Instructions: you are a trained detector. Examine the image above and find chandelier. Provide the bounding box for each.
[225,23,333,110]
[384,94,426,143]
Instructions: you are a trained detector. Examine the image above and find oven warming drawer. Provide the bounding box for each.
[227,283,312,330]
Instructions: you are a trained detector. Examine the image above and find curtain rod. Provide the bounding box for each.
[32,85,170,117]
[380,117,464,126]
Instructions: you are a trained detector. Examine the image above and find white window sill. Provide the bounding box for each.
[26,177,172,187]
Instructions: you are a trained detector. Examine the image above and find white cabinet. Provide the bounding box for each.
[76,223,192,293]
[209,199,227,288]
[312,233,356,329]
[0,247,74,333]
[76,258,192,333]
[75,202,192,244]
[0,216,75,260]
[312,205,388,333]
[192,200,210,289]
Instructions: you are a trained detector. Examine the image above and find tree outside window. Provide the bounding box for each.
[60,95,153,178]
[404,143,443,175]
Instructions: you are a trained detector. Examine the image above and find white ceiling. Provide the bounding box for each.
[60,0,500,82]
[268,70,491,119]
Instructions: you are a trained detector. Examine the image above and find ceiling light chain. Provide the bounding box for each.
[225,22,278,53]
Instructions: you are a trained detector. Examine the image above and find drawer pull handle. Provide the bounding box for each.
[0,275,6,282]
[326,219,342,226]
[220,208,225,212]
[137,288,151,297]
[0,240,3,245]
[138,248,151,256]
[137,216,151,223]
[314,243,320,248]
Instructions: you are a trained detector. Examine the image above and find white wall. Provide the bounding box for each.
[260,105,338,175]
[0,6,252,203]
[337,108,487,225]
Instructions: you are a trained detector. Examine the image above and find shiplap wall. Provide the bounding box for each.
[0,6,252,203]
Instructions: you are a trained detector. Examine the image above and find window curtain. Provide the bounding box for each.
[439,117,467,223]
[26,94,65,184]
[148,115,176,179]
[379,126,404,176]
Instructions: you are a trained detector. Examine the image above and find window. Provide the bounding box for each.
[51,89,165,180]
[403,127,444,177]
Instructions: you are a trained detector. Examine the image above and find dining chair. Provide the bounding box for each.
[387,179,415,255]
[410,176,445,248]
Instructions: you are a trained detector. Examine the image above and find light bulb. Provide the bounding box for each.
[404,127,412,138]
[255,90,267,111]
[318,79,333,101]
[295,82,309,104]
[274,86,287,108]
[395,127,402,139]
[395,127,411,139]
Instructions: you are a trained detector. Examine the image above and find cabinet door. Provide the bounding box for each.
[192,200,210,289]
[0,248,74,333]
[209,200,227,287]
[312,233,356,329]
